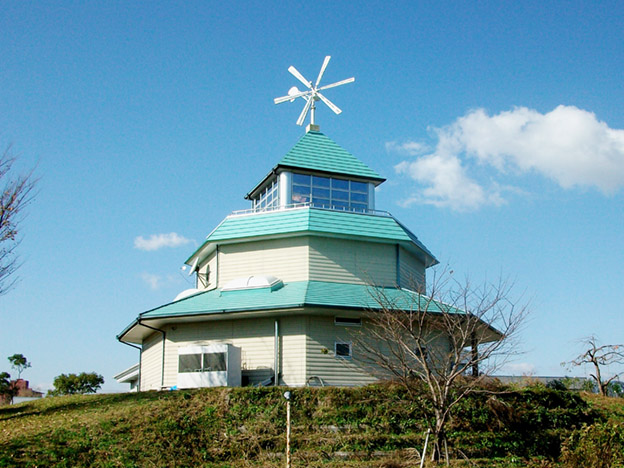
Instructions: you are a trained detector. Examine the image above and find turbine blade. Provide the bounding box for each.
[319,77,355,91]
[288,66,312,89]
[296,98,313,126]
[274,90,311,104]
[317,92,342,114]
[315,56,331,87]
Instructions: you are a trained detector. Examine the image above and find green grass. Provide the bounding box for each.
[0,384,621,467]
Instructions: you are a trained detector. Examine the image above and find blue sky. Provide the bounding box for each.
[1,1,623,392]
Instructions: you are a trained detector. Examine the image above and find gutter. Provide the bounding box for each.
[118,341,142,392]
[138,319,167,389]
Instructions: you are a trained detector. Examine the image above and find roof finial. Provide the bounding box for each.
[274,56,355,128]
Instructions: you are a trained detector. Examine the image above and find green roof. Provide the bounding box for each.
[117,280,460,342]
[278,131,384,181]
[190,206,436,265]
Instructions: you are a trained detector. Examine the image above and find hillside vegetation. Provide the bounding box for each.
[1,383,623,467]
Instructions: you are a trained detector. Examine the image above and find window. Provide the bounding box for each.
[291,173,369,212]
[253,179,280,211]
[335,342,352,358]
[334,317,362,327]
[178,352,227,373]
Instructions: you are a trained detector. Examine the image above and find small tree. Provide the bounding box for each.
[563,336,624,397]
[0,372,18,404]
[355,270,528,462]
[0,146,36,295]
[48,372,104,396]
[8,353,31,379]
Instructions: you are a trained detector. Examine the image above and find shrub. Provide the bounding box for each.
[561,422,624,468]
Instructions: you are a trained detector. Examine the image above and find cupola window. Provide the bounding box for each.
[291,173,369,212]
[252,179,280,211]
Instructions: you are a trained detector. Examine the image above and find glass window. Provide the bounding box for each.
[312,175,330,187]
[293,173,311,185]
[179,354,202,373]
[350,192,367,203]
[332,189,348,201]
[291,174,370,212]
[203,352,227,372]
[332,178,349,190]
[335,342,352,358]
[312,187,330,199]
[351,181,368,193]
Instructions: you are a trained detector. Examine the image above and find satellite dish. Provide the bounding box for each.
[274,56,355,126]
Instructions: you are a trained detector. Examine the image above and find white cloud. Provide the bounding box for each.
[392,105,624,211]
[385,140,429,156]
[140,272,181,290]
[134,232,193,251]
[141,272,163,290]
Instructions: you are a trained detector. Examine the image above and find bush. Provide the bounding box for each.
[561,422,624,468]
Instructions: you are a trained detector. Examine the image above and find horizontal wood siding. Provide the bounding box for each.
[279,317,306,386]
[140,332,163,390]
[153,317,306,387]
[309,237,396,286]
[218,237,309,286]
[305,315,377,386]
[197,251,217,290]
[398,247,426,292]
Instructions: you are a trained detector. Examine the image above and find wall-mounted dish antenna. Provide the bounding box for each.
[274,56,355,127]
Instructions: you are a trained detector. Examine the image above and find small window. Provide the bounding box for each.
[179,354,202,373]
[335,342,352,358]
[334,317,361,327]
[203,352,227,372]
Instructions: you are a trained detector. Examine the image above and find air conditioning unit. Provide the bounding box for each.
[177,343,242,388]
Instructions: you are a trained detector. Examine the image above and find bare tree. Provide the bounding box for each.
[0,146,36,295]
[564,336,624,397]
[355,269,528,462]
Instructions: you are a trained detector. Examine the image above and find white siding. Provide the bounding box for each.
[309,237,396,287]
[153,316,306,388]
[398,247,426,292]
[280,317,306,386]
[197,251,217,290]
[305,315,377,386]
[140,332,163,390]
[218,237,309,286]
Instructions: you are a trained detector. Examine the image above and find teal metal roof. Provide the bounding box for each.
[277,131,384,182]
[203,207,435,261]
[118,281,455,333]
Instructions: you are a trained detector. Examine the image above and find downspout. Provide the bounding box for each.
[139,320,167,388]
[396,244,401,287]
[119,340,142,392]
[274,319,279,386]
[216,245,220,288]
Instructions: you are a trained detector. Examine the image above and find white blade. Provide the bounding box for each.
[317,92,342,115]
[315,56,331,87]
[296,97,313,126]
[319,77,355,91]
[288,65,312,89]
[274,90,312,104]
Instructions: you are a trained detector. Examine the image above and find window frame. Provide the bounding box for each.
[334,341,352,359]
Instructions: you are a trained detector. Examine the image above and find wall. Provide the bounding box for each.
[398,246,426,292]
[218,237,309,286]
[308,237,396,287]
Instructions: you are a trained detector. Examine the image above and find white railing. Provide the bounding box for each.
[229,202,393,218]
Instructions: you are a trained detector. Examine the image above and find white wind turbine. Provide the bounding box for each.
[274,56,355,127]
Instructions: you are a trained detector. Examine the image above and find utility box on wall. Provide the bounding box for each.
[177,343,242,388]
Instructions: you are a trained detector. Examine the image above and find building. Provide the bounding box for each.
[0,379,43,405]
[117,124,445,391]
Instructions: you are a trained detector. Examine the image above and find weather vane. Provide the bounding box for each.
[274,56,355,127]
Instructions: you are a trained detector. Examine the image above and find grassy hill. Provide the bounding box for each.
[1,383,623,467]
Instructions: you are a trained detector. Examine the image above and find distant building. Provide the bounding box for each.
[0,379,43,405]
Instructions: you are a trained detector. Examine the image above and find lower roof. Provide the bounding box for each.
[117,280,470,344]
